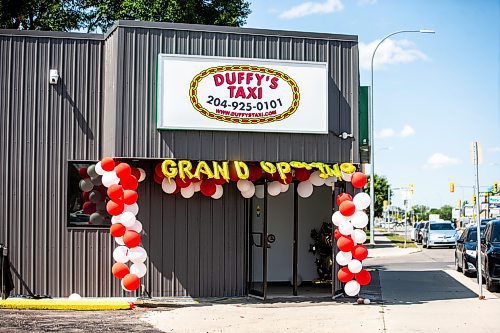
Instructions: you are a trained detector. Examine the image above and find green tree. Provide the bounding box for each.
[0,0,251,32]
[412,204,430,221]
[366,174,391,218]
[438,205,453,221]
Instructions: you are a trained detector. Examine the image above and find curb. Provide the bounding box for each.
[0,298,134,311]
[444,269,499,300]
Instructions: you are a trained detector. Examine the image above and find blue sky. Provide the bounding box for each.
[244,0,500,208]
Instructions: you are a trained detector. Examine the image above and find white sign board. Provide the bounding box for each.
[157,54,329,133]
[452,209,460,219]
[464,205,474,217]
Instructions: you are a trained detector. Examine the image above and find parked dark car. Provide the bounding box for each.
[455,226,485,275]
[479,220,500,291]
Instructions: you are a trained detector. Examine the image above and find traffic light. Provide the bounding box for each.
[472,194,477,205]
[449,182,455,193]
[457,199,462,209]
[383,200,388,210]
[409,184,414,195]
[494,181,498,193]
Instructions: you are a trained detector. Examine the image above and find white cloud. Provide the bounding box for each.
[423,153,461,170]
[280,0,344,19]
[400,125,416,138]
[359,38,428,70]
[376,125,416,139]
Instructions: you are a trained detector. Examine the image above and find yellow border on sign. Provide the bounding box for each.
[189,65,300,124]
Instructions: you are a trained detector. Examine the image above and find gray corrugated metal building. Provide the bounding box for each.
[0,21,359,298]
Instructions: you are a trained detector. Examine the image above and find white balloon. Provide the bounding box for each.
[241,186,255,198]
[344,280,361,296]
[129,220,142,233]
[280,183,289,193]
[68,293,81,300]
[95,161,105,176]
[128,246,147,264]
[111,215,121,225]
[124,203,139,215]
[335,251,352,266]
[348,259,363,274]
[353,192,371,211]
[115,236,125,246]
[297,181,314,198]
[237,180,252,192]
[324,176,337,187]
[309,171,325,186]
[193,181,202,192]
[120,211,136,228]
[351,211,369,228]
[79,179,93,192]
[113,246,129,263]
[332,211,349,226]
[181,184,195,198]
[161,178,177,194]
[255,186,265,199]
[137,168,146,182]
[211,185,224,199]
[267,181,281,196]
[102,171,120,187]
[130,262,147,278]
[339,221,354,236]
[352,229,367,244]
[363,298,371,305]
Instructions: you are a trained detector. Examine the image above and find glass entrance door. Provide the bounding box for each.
[248,184,268,299]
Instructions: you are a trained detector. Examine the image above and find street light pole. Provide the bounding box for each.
[369,29,435,245]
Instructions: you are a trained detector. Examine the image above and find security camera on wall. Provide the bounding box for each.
[49,69,59,85]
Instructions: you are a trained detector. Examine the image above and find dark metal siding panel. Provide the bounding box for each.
[0,34,105,297]
[115,27,358,164]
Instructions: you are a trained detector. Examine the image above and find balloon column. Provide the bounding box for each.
[93,157,147,292]
[332,171,372,297]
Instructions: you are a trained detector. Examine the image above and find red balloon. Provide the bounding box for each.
[248,165,263,182]
[337,235,354,252]
[123,230,141,248]
[175,176,191,188]
[355,269,371,286]
[338,267,354,283]
[351,172,367,189]
[112,263,130,279]
[79,167,89,179]
[131,167,141,180]
[336,193,353,206]
[172,185,181,195]
[101,157,115,172]
[200,180,216,197]
[82,191,90,201]
[107,200,124,216]
[121,175,138,191]
[294,168,310,182]
[265,172,280,181]
[82,201,96,215]
[339,200,356,217]
[153,173,164,184]
[110,223,126,237]
[122,273,140,291]
[213,177,226,185]
[228,164,239,182]
[333,228,341,240]
[107,184,124,201]
[352,245,368,261]
[123,190,138,205]
[278,173,293,185]
[154,163,164,179]
[115,163,132,179]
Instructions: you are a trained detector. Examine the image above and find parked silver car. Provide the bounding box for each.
[422,221,458,248]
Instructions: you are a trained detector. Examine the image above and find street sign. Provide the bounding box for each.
[489,195,500,204]
[464,205,474,217]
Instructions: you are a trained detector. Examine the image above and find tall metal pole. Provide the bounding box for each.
[368,29,434,245]
[473,141,483,299]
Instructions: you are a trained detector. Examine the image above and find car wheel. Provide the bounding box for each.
[455,255,462,272]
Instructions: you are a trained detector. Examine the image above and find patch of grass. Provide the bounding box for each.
[383,232,417,248]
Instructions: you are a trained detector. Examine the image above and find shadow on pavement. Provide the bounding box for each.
[380,270,477,305]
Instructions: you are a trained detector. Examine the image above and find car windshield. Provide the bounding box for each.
[491,225,500,243]
[417,222,425,228]
[467,228,485,241]
[430,223,454,231]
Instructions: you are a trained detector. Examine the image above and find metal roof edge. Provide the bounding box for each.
[0,28,103,40]
[110,20,358,42]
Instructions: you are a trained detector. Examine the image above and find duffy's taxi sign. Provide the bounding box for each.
[189,65,300,124]
[157,54,328,134]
